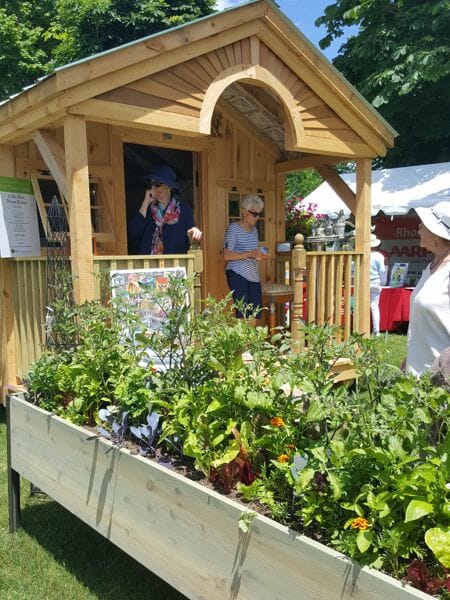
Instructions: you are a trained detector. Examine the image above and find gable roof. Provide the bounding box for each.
[304,162,450,216]
[0,0,396,157]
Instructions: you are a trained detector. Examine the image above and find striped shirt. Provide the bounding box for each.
[224,222,260,282]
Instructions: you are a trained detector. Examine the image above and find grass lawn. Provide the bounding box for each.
[0,332,407,599]
[376,331,407,368]
[0,406,186,600]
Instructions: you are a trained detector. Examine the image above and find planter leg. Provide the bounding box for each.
[6,395,21,532]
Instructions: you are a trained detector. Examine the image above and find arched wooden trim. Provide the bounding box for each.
[199,64,304,150]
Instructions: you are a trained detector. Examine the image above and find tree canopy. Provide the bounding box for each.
[0,0,215,101]
[317,0,450,167]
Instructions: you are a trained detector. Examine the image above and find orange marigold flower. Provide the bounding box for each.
[286,444,296,450]
[277,454,289,463]
[351,517,369,530]
[270,416,285,427]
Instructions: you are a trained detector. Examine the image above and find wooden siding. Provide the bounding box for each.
[90,39,372,157]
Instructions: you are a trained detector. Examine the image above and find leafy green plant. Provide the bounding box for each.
[23,277,450,595]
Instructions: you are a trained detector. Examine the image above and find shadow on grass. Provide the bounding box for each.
[21,499,187,600]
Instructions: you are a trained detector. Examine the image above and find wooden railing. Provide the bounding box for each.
[0,250,202,398]
[92,250,203,311]
[305,251,362,341]
[278,237,363,346]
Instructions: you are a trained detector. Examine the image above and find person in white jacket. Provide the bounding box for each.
[369,234,387,336]
[405,201,450,376]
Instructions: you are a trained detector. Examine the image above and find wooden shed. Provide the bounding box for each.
[0,0,396,393]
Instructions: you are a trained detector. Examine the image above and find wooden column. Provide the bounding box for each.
[64,115,95,303]
[111,133,127,254]
[291,234,306,352]
[354,158,372,337]
[0,145,17,400]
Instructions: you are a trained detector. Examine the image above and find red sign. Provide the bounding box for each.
[373,215,432,286]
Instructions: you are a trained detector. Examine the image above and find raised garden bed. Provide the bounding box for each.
[7,393,431,600]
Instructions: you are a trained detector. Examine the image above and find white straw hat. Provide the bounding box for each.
[370,234,381,248]
[415,201,450,241]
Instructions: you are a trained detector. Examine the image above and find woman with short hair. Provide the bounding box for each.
[223,194,268,319]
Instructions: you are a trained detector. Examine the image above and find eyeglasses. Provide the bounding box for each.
[247,210,262,218]
[149,180,163,188]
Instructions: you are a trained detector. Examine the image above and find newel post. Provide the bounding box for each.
[188,245,204,313]
[291,233,306,352]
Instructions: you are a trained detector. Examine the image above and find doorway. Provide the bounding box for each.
[123,143,196,253]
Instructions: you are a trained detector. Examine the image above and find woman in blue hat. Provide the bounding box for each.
[128,165,202,255]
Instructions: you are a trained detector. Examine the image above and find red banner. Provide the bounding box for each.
[373,215,432,286]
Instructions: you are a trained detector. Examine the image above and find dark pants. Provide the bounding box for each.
[226,270,262,319]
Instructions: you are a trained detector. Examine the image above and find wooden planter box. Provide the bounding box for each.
[7,394,430,600]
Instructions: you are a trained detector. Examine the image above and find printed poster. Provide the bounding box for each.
[389,263,409,288]
[0,176,40,257]
[110,267,188,370]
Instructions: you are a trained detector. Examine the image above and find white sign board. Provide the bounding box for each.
[0,176,41,257]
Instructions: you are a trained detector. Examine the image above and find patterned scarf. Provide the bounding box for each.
[150,197,181,254]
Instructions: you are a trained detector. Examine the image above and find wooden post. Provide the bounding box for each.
[111,134,128,255]
[0,145,16,401]
[354,158,372,337]
[64,115,95,304]
[188,246,204,313]
[291,233,306,352]
[6,395,21,532]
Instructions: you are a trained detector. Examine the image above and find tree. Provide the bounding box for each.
[51,0,216,66]
[0,1,57,99]
[0,0,216,101]
[317,0,450,167]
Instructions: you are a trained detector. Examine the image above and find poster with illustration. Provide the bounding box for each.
[110,267,187,332]
[110,267,188,370]
[389,263,409,288]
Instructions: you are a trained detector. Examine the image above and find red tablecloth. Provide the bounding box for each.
[379,287,413,332]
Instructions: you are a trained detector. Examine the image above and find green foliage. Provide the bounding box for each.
[0,1,57,98]
[317,0,450,166]
[0,0,215,100]
[27,295,154,425]
[285,170,323,200]
[24,278,450,590]
[50,0,216,66]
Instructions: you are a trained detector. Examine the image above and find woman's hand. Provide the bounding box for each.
[187,226,202,241]
[250,248,268,260]
[139,189,154,217]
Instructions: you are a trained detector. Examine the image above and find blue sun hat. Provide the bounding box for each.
[143,165,180,191]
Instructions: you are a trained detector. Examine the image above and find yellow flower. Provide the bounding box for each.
[351,517,369,530]
[270,416,285,427]
[277,454,289,463]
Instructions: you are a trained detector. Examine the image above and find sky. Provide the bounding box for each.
[214,0,353,60]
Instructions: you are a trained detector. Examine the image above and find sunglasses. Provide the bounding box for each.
[148,180,163,188]
[247,210,262,218]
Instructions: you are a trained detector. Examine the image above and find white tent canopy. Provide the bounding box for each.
[304,162,450,216]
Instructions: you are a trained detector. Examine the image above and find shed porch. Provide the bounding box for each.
[0,0,396,395]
